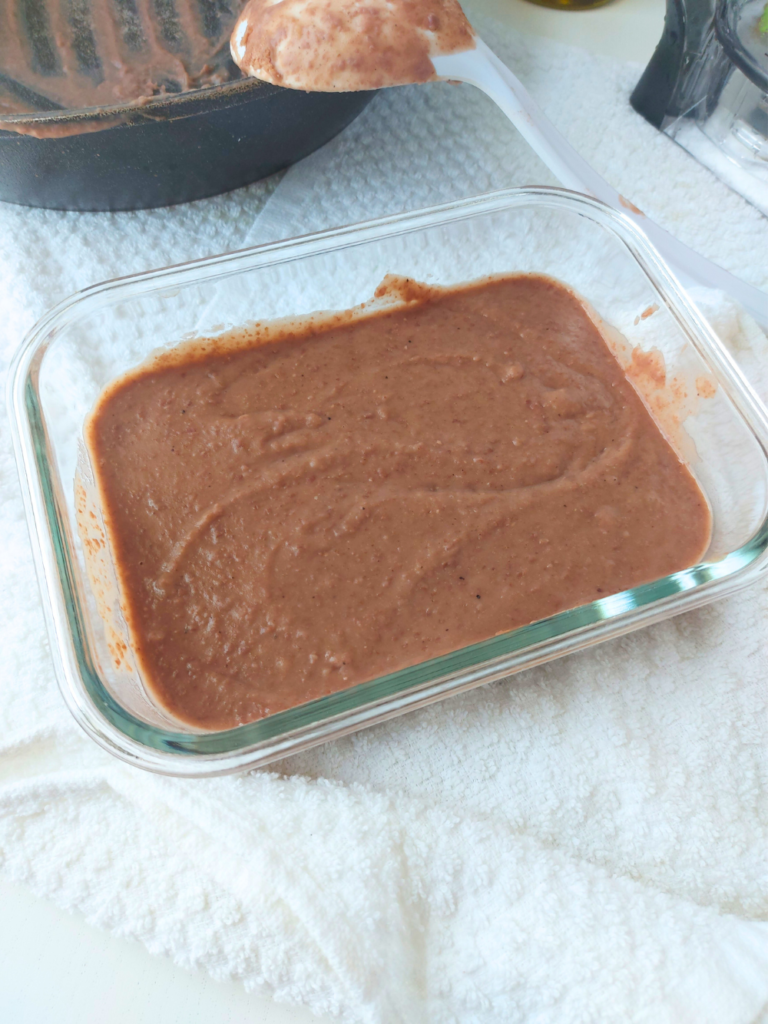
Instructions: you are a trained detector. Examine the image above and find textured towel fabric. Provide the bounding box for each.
[2,8,768,1022]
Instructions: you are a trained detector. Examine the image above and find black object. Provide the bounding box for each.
[630,0,720,128]
[631,0,768,130]
[0,82,375,212]
[0,0,375,211]
[631,0,685,128]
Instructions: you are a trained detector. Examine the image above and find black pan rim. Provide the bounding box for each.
[0,73,290,130]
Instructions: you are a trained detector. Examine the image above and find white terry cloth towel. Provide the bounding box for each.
[2,8,768,1022]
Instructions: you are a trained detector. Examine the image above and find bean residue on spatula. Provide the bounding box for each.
[230,0,475,90]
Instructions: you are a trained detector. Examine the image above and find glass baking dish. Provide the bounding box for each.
[10,187,768,777]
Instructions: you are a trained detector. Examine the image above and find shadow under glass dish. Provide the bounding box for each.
[10,187,768,776]
[0,0,375,210]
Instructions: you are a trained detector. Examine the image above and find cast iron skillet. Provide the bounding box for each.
[0,4,375,212]
[0,80,375,211]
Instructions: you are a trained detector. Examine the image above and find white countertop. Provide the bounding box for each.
[2,2,665,1021]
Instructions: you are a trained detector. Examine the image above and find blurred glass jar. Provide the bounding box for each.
[523,0,616,9]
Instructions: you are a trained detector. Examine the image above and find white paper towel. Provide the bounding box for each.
[2,9,768,1022]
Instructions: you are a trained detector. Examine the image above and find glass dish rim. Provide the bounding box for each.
[10,185,768,777]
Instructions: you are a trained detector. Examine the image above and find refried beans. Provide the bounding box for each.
[230,0,474,91]
[82,274,711,730]
[0,0,245,125]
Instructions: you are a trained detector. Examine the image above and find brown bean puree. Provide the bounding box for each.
[0,0,244,126]
[83,274,711,730]
[230,0,474,90]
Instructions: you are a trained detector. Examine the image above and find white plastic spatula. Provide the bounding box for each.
[231,0,768,329]
[431,39,768,329]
